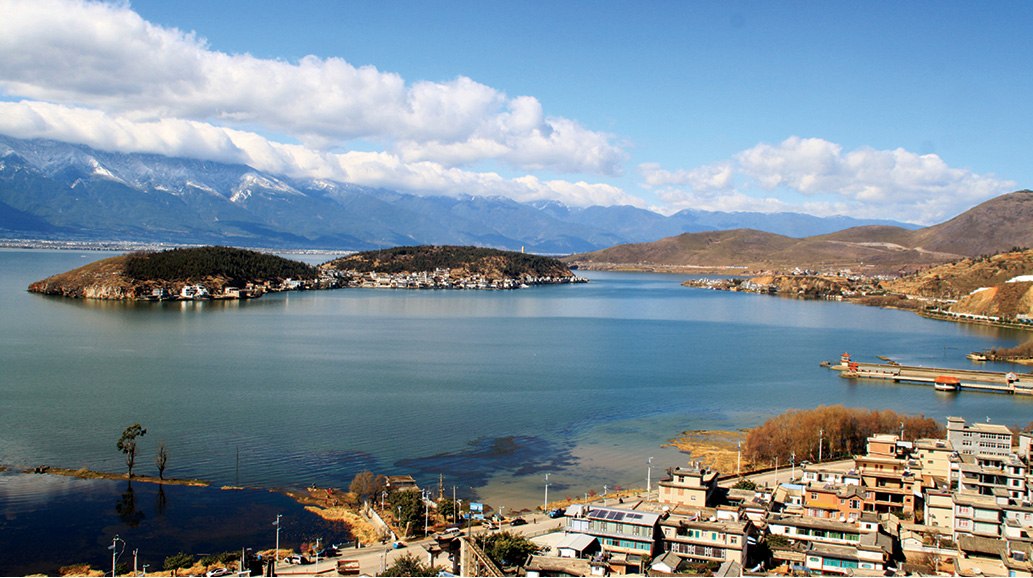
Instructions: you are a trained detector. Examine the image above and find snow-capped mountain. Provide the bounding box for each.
[0,135,917,251]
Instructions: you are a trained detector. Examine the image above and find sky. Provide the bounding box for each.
[0,0,1030,225]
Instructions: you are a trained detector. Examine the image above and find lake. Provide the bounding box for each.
[2,248,1032,572]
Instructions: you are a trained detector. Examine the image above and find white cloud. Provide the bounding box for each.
[641,136,1016,223]
[0,100,643,209]
[0,0,626,175]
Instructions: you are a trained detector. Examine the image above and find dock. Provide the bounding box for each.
[826,353,1033,396]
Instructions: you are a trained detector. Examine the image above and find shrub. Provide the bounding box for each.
[164,552,195,571]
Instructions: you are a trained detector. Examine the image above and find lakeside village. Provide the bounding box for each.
[198,414,1033,578]
[685,271,1033,332]
[141,269,586,301]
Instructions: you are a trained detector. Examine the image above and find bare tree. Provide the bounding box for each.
[155,440,168,480]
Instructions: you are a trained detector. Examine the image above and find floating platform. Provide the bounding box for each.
[827,353,1033,396]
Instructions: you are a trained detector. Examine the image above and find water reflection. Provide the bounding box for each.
[115,481,144,527]
[155,484,167,517]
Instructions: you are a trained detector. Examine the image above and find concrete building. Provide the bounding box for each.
[658,514,755,567]
[657,463,718,508]
[947,416,1014,456]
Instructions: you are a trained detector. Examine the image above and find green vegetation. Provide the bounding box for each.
[327,245,569,277]
[732,477,757,490]
[116,424,146,477]
[474,531,538,568]
[199,551,240,566]
[382,553,440,577]
[388,490,425,537]
[436,498,460,524]
[123,246,317,284]
[743,405,943,465]
[164,552,195,571]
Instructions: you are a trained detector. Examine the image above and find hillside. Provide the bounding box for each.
[879,250,1033,322]
[28,246,317,300]
[566,191,1033,272]
[323,245,573,279]
[911,190,1033,256]
[565,227,958,272]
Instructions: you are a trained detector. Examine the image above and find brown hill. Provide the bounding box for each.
[912,189,1033,256]
[566,190,1032,272]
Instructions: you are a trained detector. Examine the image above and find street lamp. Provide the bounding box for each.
[273,514,282,562]
[543,473,550,512]
[647,457,653,494]
[107,535,124,578]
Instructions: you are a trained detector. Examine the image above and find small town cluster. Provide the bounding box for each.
[321,268,587,291]
[445,415,1033,577]
[146,270,585,301]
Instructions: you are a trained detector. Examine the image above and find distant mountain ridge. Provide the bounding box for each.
[0,135,917,252]
[566,190,1033,272]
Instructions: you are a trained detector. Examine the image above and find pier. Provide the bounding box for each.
[826,353,1033,396]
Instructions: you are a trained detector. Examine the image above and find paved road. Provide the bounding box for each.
[718,458,855,489]
[273,515,565,576]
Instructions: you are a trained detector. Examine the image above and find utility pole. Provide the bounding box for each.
[791,451,796,481]
[819,428,824,462]
[647,457,653,494]
[737,442,741,476]
[543,473,550,512]
[603,485,608,506]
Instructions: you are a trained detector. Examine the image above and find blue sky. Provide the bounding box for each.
[1,0,1029,224]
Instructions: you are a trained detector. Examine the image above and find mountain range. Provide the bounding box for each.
[0,135,916,253]
[566,190,1033,272]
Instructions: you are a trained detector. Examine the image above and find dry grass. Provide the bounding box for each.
[40,467,209,486]
[663,429,753,474]
[306,506,381,544]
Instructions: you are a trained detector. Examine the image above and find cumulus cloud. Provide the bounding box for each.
[0,0,626,175]
[0,100,643,209]
[640,136,1016,223]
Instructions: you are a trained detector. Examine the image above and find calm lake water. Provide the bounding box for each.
[3,248,1032,572]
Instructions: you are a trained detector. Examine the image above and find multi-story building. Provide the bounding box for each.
[913,438,954,487]
[923,485,956,533]
[800,464,861,486]
[954,453,1028,501]
[802,483,865,521]
[658,515,755,567]
[947,416,1014,456]
[566,506,662,574]
[657,463,718,508]
[953,492,1003,538]
[854,434,921,514]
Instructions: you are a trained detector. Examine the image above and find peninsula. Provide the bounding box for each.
[27,244,583,300]
[319,245,585,289]
[27,246,320,300]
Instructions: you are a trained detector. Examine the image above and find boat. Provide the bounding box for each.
[934,376,960,391]
[966,352,989,361]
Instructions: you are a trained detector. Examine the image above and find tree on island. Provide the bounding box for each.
[155,440,168,480]
[117,424,147,477]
